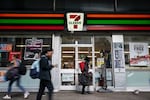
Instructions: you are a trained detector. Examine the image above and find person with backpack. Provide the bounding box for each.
[3,55,30,99]
[36,48,56,100]
[79,56,91,94]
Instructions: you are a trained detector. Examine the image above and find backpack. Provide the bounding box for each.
[30,60,40,79]
[5,67,19,81]
[18,61,27,75]
[30,68,39,79]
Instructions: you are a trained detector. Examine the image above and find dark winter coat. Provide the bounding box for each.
[39,56,53,81]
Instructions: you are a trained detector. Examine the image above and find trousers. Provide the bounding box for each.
[36,79,54,100]
[8,77,25,95]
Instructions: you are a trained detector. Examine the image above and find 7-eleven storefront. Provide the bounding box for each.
[0,13,150,92]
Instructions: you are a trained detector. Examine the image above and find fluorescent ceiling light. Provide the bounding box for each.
[87,56,97,58]
[62,51,91,53]
[79,51,90,54]
[124,51,130,54]
[62,56,73,58]
[62,51,75,53]
[95,51,100,53]
[16,45,50,47]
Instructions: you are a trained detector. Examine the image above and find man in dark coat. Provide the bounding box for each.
[36,48,54,100]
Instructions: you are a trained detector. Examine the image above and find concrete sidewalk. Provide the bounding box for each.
[0,91,150,100]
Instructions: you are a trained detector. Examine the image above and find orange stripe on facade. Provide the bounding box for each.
[87,14,150,18]
[0,14,64,18]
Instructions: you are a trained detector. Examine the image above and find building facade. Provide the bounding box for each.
[0,0,150,92]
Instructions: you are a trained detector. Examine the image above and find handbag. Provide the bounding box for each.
[79,73,88,86]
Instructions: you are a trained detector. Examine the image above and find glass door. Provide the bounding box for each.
[76,46,94,91]
[60,43,94,90]
[60,46,76,90]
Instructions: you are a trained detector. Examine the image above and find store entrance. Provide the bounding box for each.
[60,42,94,90]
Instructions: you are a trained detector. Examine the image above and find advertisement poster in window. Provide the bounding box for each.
[113,42,125,72]
[24,39,43,60]
[97,58,104,68]
[129,43,149,66]
[9,52,21,61]
[0,44,12,52]
[62,73,74,82]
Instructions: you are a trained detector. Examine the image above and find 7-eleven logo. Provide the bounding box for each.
[67,13,84,31]
[69,15,81,29]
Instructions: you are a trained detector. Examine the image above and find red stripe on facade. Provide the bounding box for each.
[87,26,150,30]
[87,14,150,19]
[0,26,64,30]
[0,14,64,18]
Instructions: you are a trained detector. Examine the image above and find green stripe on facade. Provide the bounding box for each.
[87,20,150,25]
[0,19,64,24]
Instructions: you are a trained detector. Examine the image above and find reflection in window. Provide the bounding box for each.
[0,37,52,67]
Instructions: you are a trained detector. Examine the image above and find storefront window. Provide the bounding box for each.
[0,36,52,67]
[94,36,111,68]
[94,36,113,87]
[124,35,150,87]
[124,36,150,67]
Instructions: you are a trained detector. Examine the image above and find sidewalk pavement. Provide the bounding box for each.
[0,91,150,100]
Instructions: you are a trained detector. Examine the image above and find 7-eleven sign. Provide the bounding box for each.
[67,13,84,31]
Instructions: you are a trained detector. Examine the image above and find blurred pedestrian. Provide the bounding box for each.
[3,55,29,99]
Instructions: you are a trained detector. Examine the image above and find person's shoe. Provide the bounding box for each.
[86,91,91,94]
[2,95,11,99]
[42,93,46,96]
[24,92,30,99]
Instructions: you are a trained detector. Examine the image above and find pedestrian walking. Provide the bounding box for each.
[3,55,30,99]
[36,48,56,100]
